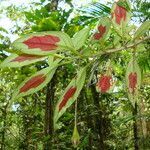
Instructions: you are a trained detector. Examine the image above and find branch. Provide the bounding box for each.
[94,36,150,57]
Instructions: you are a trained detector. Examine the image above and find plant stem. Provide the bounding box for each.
[94,36,150,57]
[75,100,78,127]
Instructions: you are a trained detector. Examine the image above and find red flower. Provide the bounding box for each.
[97,75,112,93]
[59,86,77,111]
[128,72,137,93]
[112,4,127,25]
[23,35,60,51]
[93,25,106,40]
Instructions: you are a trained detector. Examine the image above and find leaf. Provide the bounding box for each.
[96,75,113,93]
[92,17,111,41]
[54,67,86,127]
[125,57,141,107]
[72,27,90,50]
[47,55,54,66]
[111,0,131,31]
[12,31,74,55]
[79,2,111,18]
[134,20,150,40]
[0,53,46,68]
[0,27,8,33]
[117,0,131,11]
[11,59,60,102]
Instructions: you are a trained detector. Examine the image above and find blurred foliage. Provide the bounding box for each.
[132,0,150,22]
[0,0,150,150]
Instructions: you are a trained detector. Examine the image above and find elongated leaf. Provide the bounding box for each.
[125,57,141,107]
[79,2,111,17]
[12,31,74,55]
[111,0,131,31]
[11,59,60,102]
[0,53,46,67]
[54,67,86,127]
[72,27,90,50]
[117,0,131,11]
[134,20,150,39]
[96,74,113,93]
[92,17,111,41]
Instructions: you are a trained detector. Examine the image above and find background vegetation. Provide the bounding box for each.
[0,0,149,150]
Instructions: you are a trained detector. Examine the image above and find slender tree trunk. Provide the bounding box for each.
[1,107,7,150]
[132,103,139,150]
[91,84,105,150]
[44,78,56,150]
[43,1,59,149]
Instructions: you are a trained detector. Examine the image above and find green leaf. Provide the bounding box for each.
[72,27,90,50]
[134,20,150,40]
[92,17,111,41]
[0,53,46,68]
[11,59,60,103]
[125,57,141,107]
[117,0,131,11]
[111,0,131,34]
[47,55,54,66]
[54,66,86,128]
[0,27,8,33]
[12,31,74,56]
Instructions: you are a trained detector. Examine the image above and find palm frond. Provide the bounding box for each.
[78,2,111,18]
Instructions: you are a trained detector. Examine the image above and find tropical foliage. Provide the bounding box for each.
[0,0,150,149]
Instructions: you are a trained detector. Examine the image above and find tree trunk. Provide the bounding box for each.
[1,107,7,150]
[43,0,59,149]
[44,73,57,150]
[132,103,139,150]
[90,84,105,150]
